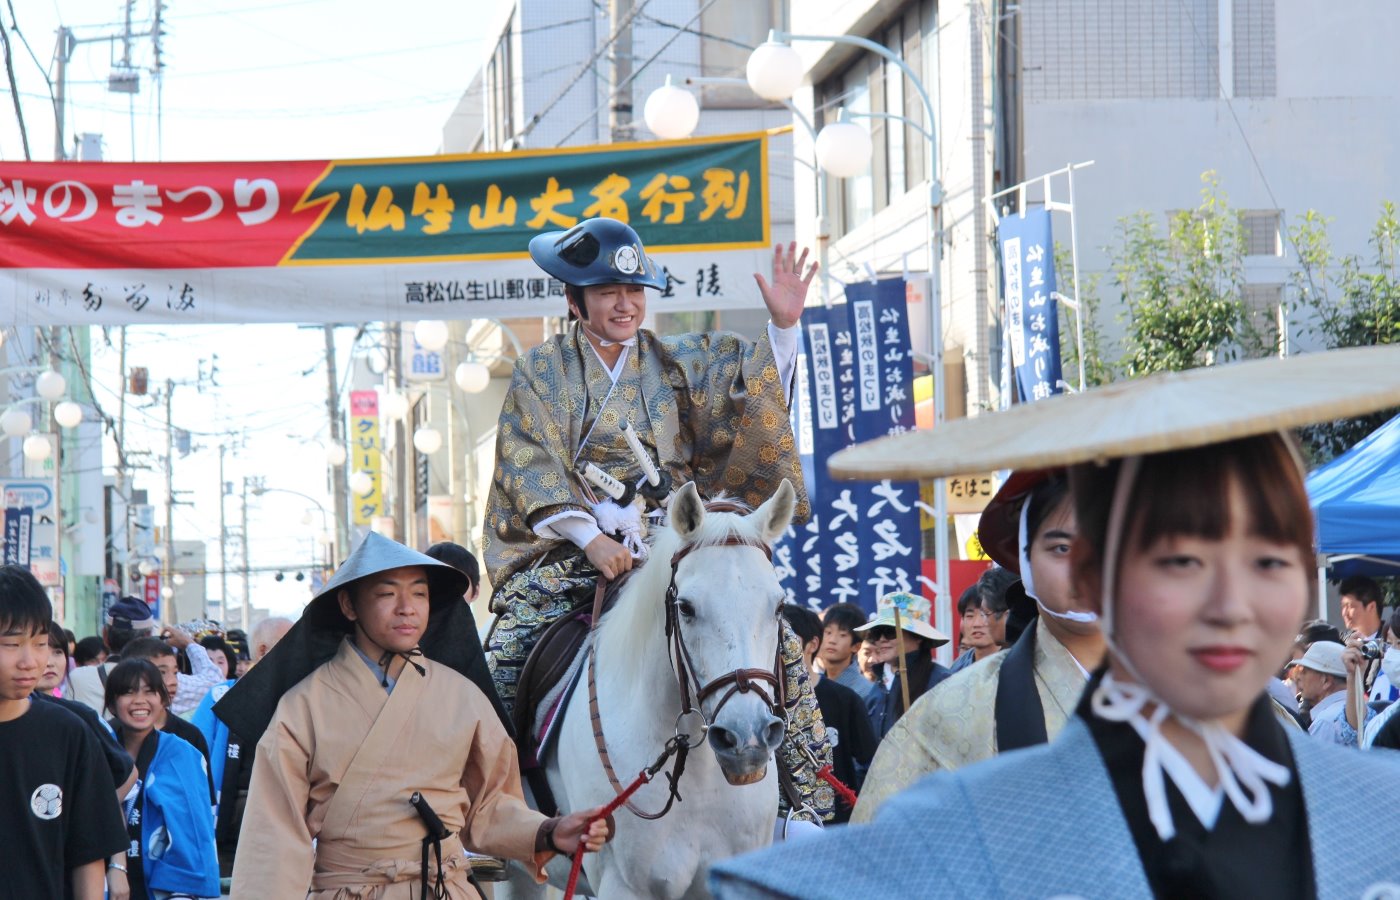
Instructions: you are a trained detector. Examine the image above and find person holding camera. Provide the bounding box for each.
[1293,640,1374,747]
[1362,608,1400,749]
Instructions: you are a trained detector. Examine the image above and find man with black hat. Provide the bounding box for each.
[483,217,836,822]
[67,594,156,714]
[216,533,610,898]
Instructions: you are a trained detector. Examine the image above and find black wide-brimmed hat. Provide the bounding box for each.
[214,532,506,743]
[528,217,667,290]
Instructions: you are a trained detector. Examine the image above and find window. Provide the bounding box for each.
[484,25,514,151]
[1241,210,1282,257]
[815,0,937,238]
[1242,283,1284,354]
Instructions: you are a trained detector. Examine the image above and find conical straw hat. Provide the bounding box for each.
[829,346,1400,481]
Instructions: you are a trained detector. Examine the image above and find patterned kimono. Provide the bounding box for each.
[711,713,1400,899]
[851,617,1087,822]
[483,322,832,820]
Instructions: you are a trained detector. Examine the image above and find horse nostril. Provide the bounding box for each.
[762,719,784,750]
[709,726,740,752]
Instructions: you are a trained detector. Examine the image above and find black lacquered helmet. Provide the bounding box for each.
[528,217,667,290]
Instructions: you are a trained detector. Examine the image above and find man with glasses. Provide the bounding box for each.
[950,567,1018,673]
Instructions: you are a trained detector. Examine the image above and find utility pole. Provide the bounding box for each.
[53,27,71,159]
[162,379,176,621]
[217,443,228,617]
[323,325,350,563]
[114,327,128,589]
[240,476,250,630]
[388,322,407,538]
[608,0,634,142]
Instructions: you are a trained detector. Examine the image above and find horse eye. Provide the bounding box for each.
[677,599,697,619]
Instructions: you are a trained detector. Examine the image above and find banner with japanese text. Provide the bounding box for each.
[781,283,924,617]
[2,479,58,588]
[0,132,774,325]
[348,391,384,525]
[997,207,1064,402]
[845,280,922,608]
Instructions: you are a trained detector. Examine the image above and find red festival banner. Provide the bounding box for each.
[0,132,774,325]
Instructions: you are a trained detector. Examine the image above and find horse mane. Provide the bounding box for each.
[594,496,761,669]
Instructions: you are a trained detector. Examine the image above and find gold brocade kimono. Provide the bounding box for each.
[231,639,552,899]
[484,323,808,587]
[851,618,1088,823]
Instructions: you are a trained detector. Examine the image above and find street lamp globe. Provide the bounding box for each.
[138,559,158,577]
[0,408,32,437]
[746,37,804,101]
[414,320,449,351]
[644,75,700,140]
[454,361,490,394]
[172,573,186,586]
[379,391,410,421]
[54,401,83,429]
[325,443,347,467]
[815,115,873,178]
[348,470,374,495]
[22,434,50,461]
[35,370,66,402]
[412,426,443,454]
[160,586,174,600]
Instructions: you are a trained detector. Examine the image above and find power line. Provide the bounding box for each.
[0,4,31,159]
[555,0,724,147]
[513,0,655,145]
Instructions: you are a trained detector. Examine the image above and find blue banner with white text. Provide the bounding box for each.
[997,207,1064,402]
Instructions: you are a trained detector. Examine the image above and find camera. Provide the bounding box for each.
[1359,639,1385,661]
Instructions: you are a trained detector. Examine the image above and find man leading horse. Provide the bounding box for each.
[483,217,835,826]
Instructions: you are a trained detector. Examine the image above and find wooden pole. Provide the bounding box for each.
[893,608,911,714]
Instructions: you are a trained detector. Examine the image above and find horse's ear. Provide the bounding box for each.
[671,481,705,539]
[753,479,797,545]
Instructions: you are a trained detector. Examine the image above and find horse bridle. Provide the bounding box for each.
[586,501,786,820]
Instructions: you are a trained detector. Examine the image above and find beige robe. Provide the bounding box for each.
[852,618,1087,823]
[232,639,551,898]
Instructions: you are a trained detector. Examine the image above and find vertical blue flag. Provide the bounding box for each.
[845,280,922,610]
[997,207,1064,402]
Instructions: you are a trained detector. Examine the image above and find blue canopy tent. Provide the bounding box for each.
[1307,412,1400,581]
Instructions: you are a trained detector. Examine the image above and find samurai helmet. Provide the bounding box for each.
[528,217,667,290]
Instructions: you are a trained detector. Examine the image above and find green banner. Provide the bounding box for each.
[286,132,770,264]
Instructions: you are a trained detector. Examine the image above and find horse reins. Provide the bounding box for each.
[585,504,785,821]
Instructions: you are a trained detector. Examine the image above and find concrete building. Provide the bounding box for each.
[1014,0,1400,356]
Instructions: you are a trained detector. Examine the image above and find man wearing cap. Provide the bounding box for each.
[483,217,835,821]
[1294,640,1373,747]
[215,533,610,898]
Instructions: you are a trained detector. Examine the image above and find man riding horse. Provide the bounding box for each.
[483,217,835,825]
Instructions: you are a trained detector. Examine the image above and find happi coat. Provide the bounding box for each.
[483,323,808,588]
[709,716,1400,900]
[231,638,551,899]
[852,617,1086,822]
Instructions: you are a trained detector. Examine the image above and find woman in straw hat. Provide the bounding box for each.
[851,469,1106,823]
[711,347,1400,899]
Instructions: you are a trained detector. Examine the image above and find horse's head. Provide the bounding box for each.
[666,479,797,785]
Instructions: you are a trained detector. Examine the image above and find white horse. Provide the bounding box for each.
[499,479,797,900]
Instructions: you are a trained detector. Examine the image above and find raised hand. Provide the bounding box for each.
[754,242,819,329]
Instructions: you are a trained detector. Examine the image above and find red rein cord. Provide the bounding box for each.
[562,767,653,900]
[817,764,859,810]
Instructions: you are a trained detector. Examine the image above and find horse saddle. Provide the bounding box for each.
[512,572,633,784]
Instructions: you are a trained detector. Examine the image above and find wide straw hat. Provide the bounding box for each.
[829,346,1400,480]
[854,591,950,645]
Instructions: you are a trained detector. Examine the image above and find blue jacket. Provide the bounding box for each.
[138,731,221,897]
[712,717,1400,899]
[191,680,235,805]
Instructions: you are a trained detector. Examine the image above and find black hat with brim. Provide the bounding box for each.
[214,532,508,744]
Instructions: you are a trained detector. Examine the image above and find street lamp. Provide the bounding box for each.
[454,361,491,394]
[348,470,374,496]
[379,390,410,421]
[412,426,443,455]
[814,109,874,178]
[34,369,66,402]
[747,29,952,645]
[53,401,83,429]
[324,442,347,467]
[643,74,700,140]
[1,408,32,437]
[251,485,333,570]
[22,434,51,461]
[413,320,449,352]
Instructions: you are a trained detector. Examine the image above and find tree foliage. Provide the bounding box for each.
[1291,203,1400,462]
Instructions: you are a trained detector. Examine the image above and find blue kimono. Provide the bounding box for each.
[711,716,1400,899]
[122,730,221,899]
[191,680,235,806]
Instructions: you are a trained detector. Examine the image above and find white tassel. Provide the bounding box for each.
[592,499,649,560]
